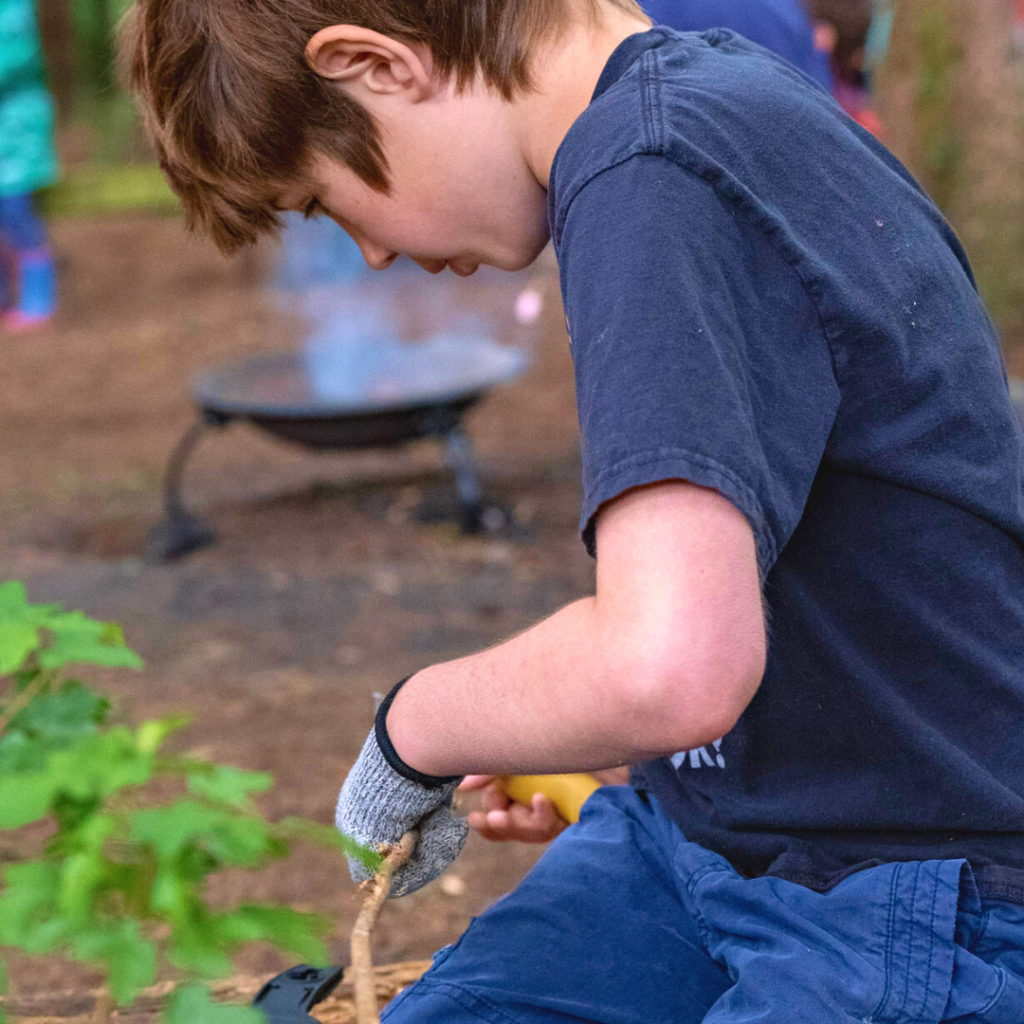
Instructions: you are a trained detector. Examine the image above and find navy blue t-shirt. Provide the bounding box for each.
[550,28,1024,897]
[643,0,833,93]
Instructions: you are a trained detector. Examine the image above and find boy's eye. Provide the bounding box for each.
[303,197,324,219]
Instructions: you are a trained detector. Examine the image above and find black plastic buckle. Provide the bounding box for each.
[252,964,345,1024]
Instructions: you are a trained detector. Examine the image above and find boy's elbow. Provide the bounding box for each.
[695,641,766,740]
[621,629,766,750]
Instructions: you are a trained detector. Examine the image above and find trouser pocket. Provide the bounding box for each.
[677,852,972,1024]
[943,896,1024,1023]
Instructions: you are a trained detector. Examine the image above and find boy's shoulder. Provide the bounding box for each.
[549,26,842,239]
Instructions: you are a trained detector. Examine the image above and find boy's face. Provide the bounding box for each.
[283,27,552,275]
[298,127,550,276]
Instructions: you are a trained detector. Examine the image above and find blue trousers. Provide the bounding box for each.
[384,787,1024,1024]
[0,193,47,251]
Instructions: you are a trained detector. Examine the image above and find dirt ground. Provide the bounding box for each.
[0,214,595,998]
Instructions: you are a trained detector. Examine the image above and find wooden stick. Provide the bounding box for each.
[350,831,419,1024]
[91,989,113,1024]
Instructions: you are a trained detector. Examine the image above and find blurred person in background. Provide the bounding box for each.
[0,0,58,332]
[643,0,834,93]
[806,0,882,136]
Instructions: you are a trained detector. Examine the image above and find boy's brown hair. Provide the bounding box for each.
[124,0,646,252]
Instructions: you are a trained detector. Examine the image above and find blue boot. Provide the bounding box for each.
[2,246,56,331]
[0,193,56,331]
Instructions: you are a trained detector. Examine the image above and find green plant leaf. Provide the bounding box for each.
[136,716,190,755]
[167,920,234,978]
[0,586,348,1013]
[58,851,108,926]
[57,815,118,925]
[0,583,62,628]
[0,862,63,952]
[277,817,383,872]
[0,730,44,773]
[0,772,57,828]
[0,728,154,828]
[38,613,143,671]
[165,983,265,1024]
[131,802,280,868]
[213,906,329,965]
[0,582,30,617]
[0,622,39,674]
[130,802,240,859]
[8,681,109,742]
[149,863,192,916]
[73,922,156,1006]
[187,766,274,808]
[33,729,153,807]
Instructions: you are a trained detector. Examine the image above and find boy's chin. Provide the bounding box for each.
[491,237,551,272]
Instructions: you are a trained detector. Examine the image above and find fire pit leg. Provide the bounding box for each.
[441,427,519,536]
[444,427,486,534]
[144,414,225,563]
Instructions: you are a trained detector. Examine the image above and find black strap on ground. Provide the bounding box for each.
[252,964,345,1024]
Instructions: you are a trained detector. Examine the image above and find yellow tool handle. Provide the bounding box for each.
[499,773,601,824]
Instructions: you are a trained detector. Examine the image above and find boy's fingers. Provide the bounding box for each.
[481,782,513,813]
[508,794,566,838]
[469,796,568,844]
[459,775,497,791]
[528,792,565,827]
[466,809,515,841]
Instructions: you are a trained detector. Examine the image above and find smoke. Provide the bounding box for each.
[273,213,530,409]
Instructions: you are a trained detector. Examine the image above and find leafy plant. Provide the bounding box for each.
[0,581,380,1024]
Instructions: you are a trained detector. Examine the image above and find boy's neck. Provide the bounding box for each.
[514,5,652,189]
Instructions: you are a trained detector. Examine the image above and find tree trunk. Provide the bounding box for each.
[878,0,1024,355]
[37,0,77,124]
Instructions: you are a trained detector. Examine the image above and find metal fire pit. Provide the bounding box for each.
[146,274,544,562]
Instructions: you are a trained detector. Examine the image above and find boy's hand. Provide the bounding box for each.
[459,776,569,843]
[336,729,468,896]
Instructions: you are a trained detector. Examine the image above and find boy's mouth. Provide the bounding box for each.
[415,258,480,277]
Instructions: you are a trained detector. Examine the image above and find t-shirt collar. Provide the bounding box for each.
[591,26,674,102]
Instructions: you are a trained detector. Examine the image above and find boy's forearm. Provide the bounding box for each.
[387,482,766,780]
[386,597,733,779]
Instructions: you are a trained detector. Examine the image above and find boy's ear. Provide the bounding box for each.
[304,25,434,101]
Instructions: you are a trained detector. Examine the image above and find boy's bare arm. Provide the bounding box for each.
[386,480,766,778]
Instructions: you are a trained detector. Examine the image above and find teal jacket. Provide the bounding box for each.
[0,0,57,196]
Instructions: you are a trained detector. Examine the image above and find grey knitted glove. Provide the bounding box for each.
[335,681,468,897]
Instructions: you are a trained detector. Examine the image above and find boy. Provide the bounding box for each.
[125,1,1024,1020]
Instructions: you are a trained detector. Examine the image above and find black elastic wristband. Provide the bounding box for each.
[375,677,462,791]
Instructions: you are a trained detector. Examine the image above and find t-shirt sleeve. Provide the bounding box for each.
[558,155,840,571]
